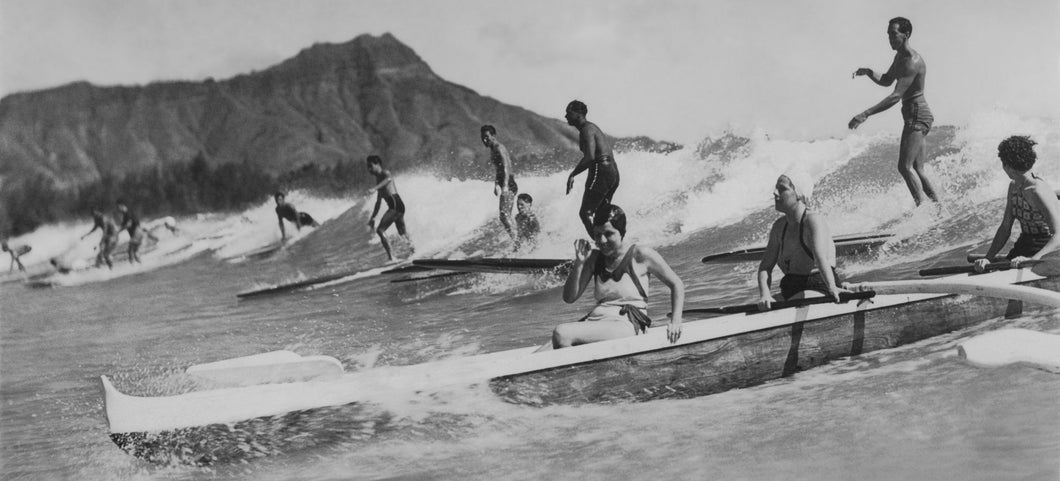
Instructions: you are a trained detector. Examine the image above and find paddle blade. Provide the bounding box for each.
[1031,252,1060,277]
[680,290,875,316]
[920,260,1018,277]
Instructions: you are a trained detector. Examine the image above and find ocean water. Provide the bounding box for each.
[2,110,1059,480]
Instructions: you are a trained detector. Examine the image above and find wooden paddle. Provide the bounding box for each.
[679,290,876,316]
[845,278,1060,309]
[920,252,1060,277]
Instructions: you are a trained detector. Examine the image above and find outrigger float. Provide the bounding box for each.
[101,266,1060,461]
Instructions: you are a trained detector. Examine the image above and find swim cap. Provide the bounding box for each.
[783,171,814,201]
[162,216,177,229]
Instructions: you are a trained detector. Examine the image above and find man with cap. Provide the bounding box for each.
[564,100,620,237]
[754,172,844,310]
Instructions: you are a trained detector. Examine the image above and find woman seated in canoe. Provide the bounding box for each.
[974,135,1060,272]
[545,204,684,350]
[756,172,843,310]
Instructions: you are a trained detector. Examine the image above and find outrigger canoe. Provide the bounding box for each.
[101,268,1060,461]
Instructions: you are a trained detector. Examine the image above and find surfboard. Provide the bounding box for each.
[701,232,893,264]
[411,258,572,274]
[236,261,433,299]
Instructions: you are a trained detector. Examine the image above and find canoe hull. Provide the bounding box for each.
[490,276,1058,405]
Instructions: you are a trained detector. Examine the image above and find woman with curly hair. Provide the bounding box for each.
[974,135,1060,272]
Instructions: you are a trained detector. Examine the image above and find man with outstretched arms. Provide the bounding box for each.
[564,100,620,236]
[366,155,414,261]
[481,125,518,240]
[849,16,939,206]
[81,210,120,269]
[274,192,319,242]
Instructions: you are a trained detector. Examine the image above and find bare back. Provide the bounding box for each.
[579,122,613,161]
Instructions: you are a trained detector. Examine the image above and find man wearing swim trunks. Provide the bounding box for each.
[367,155,414,261]
[116,199,154,264]
[481,125,518,240]
[849,16,940,206]
[274,192,319,242]
[81,210,120,269]
[564,100,620,237]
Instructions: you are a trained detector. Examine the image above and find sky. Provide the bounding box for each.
[2,0,1058,143]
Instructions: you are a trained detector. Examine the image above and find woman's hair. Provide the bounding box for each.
[592,204,626,237]
[997,135,1037,172]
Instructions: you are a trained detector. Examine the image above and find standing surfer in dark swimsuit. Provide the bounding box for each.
[116,199,155,264]
[81,210,120,269]
[481,124,518,240]
[564,100,620,237]
[755,172,844,310]
[366,155,414,262]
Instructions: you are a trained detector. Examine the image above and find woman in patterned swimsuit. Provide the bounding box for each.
[975,136,1060,272]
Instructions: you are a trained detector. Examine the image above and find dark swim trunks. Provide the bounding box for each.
[297,212,317,227]
[1007,234,1051,259]
[582,155,620,217]
[901,95,933,134]
[496,174,518,195]
[779,268,841,300]
[378,194,407,236]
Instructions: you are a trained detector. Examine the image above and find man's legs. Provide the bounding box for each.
[376,209,399,261]
[898,128,939,205]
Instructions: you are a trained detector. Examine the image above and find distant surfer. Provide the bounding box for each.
[974,136,1060,272]
[274,192,319,242]
[145,216,179,236]
[849,17,940,206]
[481,125,518,240]
[81,210,120,269]
[756,172,845,310]
[366,155,414,261]
[564,100,620,236]
[543,204,684,351]
[2,241,30,272]
[116,199,155,264]
[514,193,540,251]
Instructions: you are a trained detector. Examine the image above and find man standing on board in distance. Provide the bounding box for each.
[366,155,414,262]
[274,192,319,242]
[564,100,620,237]
[849,16,940,206]
[116,199,154,264]
[974,136,1060,272]
[2,241,30,272]
[81,210,120,269]
[481,125,518,240]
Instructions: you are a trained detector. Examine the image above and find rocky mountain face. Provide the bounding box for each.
[0,33,608,190]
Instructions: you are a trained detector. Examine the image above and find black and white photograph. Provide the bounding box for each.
[1,0,1059,479]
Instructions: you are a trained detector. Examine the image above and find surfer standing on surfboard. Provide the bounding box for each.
[564,100,620,237]
[974,136,1060,272]
[81,210,120,269]
[116,199,155,264]
[274,192,319,242]
[755,172,845,310]
[366,155,414,262]
[481,125,518,241]
[848,16,940,207]
[544,204,684,350]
